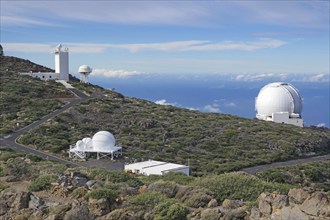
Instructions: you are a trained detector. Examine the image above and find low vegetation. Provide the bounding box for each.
[0,56,74,134]
[257,160,330,191]
[2,55,329,175]
[0,150,329,219]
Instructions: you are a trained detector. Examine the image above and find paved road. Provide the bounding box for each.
[0,87,88,167]
[241,154,330,175]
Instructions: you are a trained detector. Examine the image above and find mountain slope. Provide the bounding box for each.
[1,56,329,176]
[0,56,74,134]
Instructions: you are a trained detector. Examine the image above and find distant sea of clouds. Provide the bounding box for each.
[84,72,329,128]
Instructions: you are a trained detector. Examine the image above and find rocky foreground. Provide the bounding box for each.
[1,170,329,220]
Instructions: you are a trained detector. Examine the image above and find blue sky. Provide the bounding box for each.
[1,1,329,78]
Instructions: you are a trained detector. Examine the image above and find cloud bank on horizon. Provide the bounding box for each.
[1,1,329,74]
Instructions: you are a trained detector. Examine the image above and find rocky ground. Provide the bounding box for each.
[1,171,329,220]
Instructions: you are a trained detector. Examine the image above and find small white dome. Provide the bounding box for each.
[82,137,93,149]
[92,131,116,152]
[256,82,302,118]
[78,65,92,74]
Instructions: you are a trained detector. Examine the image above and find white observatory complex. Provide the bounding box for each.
[21,44,69,81]
[78,65,92,83]
[69,131,122,160]
[255,82,303,127]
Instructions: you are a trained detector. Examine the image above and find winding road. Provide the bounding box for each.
[0,87,88,167]
[1,84,329,173]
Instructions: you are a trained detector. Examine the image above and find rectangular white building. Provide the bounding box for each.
[125,160,190,176]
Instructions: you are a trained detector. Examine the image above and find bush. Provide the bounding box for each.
[147,180,179,198]
[88,169,142,187]
[0,151,24,161]
[71,187,88,199]
[128,191,168,211]
[154,200,188,220]
[176,186,214,208]
[4,157,31,180]
[85,188,117,202]
[162,172,194,185]
[28,174,57,191]
[0,183,9,192]
[193,172,291,202]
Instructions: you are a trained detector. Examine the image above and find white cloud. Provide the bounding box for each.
[203,103,222,113]
[302,73,329,82]
[317,123,326,127]
[2,39,287,54]
[1,15,55,26]
[183,38,286,52]
[2,1,328,28]
[155,99,178,106]
[2,43,53,53]
[92,68,145,78]
[234,73,288,82]
[225,102,236,107]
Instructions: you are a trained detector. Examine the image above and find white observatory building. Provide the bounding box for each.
[69,131,122,160]
[78,65,92,83]
[255,82,303,127]
[21,44,69,81]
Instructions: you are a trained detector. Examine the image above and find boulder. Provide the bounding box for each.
[258,200,271,216]
[208,199,218,208]
[86,180,100,190]
[299,191,330,217]
[13,192,31,209]
[29,194,44,209]
[102,209,136,220]
[271,205,310,220]
[222,199,244,209]
[251,188,330,220]
[200,208,222,220]
[64,204,95,220]
[249,206,260,220]
[288,188,313,204]
[72,176,88,187]
[88,198,111,216]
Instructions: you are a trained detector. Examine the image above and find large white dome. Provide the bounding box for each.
[78,65,92,74]
[256,82,302,118]
[92,131,116,152]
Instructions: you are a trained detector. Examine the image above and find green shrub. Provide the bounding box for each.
[162,172,194,185]
[85,188,117,202]
[49,204,72,218]
[28,174,57,191]
[26,154,43,162]
[0,151,25,161]
[194,172,291,202]
[147,180,179,198]
[128,191,169,211]
[176,186,214,208]
[88,169,142,187]
[155,200,188,220]
[71,187,88,199]
[0,183,9,192]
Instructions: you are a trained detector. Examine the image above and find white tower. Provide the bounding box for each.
[255,82,304,127]
[54,44,69,81]
[78,65,92,83]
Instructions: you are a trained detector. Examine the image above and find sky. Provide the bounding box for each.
[1,1,329,78]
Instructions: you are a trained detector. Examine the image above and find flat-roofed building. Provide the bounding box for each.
[125,160,189,176]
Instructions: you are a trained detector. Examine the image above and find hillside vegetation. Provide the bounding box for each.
[0,56,74,134]
[257,159,330,191]
[1,56,330,176]
[1,148,329,220]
